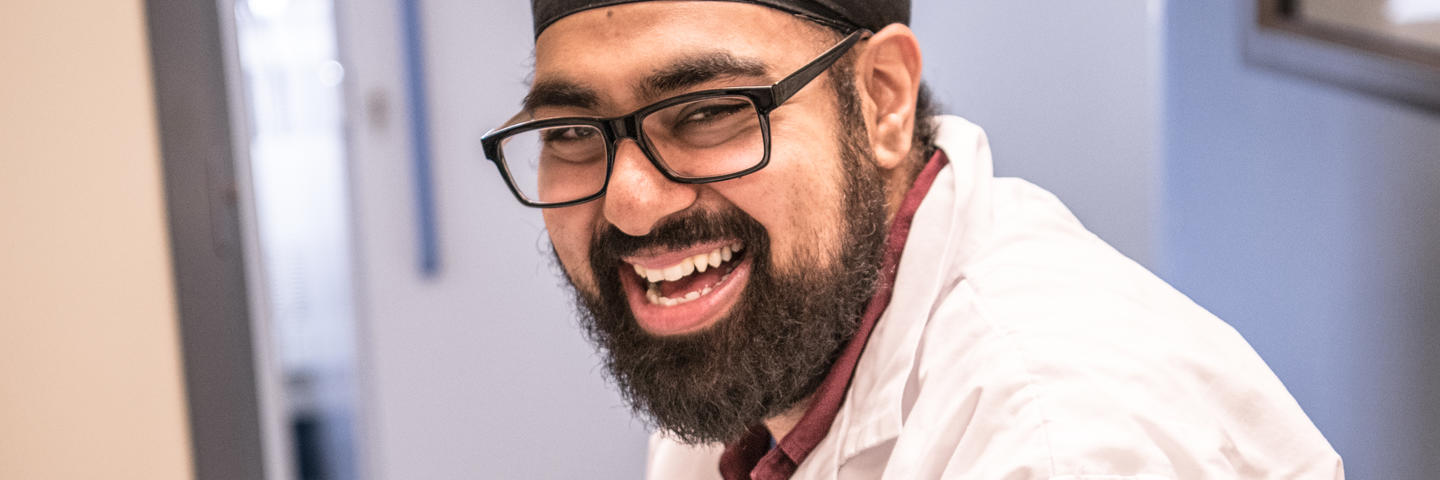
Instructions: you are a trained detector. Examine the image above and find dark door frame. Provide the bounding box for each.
[145,0,267,478]
[1247,0,1440,111]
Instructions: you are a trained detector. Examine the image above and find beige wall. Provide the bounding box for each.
[0,2,194,479]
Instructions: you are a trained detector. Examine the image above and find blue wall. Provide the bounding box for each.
[1164,2,1440,478]
[914,0,1162,268]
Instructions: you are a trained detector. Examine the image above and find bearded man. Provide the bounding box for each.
[480,1,1344,478]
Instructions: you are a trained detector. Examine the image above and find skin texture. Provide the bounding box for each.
[533,2,925,443]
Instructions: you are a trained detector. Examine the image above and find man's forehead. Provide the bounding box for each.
[530,0,912,40]
[532,2,814,65]
[527,3,815,112]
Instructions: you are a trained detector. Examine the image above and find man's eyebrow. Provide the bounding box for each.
[637,53,769,103]
[523,79,601,113]
[521,54,768,114]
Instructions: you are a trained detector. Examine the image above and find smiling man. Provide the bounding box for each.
[482,1,1344,478]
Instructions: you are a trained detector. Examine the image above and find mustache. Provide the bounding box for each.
[589,208,769,261]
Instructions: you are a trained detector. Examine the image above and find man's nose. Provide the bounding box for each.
[602,140,696,236]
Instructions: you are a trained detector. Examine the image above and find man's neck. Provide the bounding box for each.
[762,395,814,443]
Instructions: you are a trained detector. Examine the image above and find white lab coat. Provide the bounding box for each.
[646,117,1344,479]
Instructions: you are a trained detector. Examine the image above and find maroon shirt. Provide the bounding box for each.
[718,150,951,480]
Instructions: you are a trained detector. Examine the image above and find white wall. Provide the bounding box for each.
[0,2,194,479]
[1164,2,1440,478]
[346,2,1164,478]
[343,1,651,479]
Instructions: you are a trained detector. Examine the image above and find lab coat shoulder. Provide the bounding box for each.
[891,175,1344,479]
[643,117,1342,480]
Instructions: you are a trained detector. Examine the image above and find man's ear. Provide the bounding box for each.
[854,24,923,171]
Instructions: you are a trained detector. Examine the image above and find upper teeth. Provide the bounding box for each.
[632,242,743,284]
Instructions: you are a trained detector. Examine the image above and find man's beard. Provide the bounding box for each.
[562,85,889,445]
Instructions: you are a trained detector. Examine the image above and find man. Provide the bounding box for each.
[481,1,1344,478]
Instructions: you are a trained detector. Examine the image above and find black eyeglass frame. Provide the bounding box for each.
[481,29,871,208]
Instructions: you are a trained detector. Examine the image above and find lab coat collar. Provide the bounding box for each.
[828,116,997,465]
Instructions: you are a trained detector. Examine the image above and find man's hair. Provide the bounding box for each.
[910,84,941,167]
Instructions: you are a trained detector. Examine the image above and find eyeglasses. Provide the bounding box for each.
[482,29,870,208]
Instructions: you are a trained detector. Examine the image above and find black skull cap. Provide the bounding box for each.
[531,0,909,38]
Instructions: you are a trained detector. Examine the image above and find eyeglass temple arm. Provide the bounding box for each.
[771,29,870,106]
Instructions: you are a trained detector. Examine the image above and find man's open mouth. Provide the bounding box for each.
[619,240,752,335]
[631,242,744,306]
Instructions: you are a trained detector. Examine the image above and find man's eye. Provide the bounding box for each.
[543,127,597,142]
[679,103,748,125]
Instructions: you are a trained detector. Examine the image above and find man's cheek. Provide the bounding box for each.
[558,247,598,293]
[542,213,585,281]
[545,240,595,296]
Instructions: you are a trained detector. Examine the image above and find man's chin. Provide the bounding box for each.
[620,256,754,336]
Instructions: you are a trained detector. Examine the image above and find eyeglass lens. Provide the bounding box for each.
[499,96,765,205]
[501,124,609,204]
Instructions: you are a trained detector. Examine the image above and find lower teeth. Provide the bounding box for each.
[648,271,731,306]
